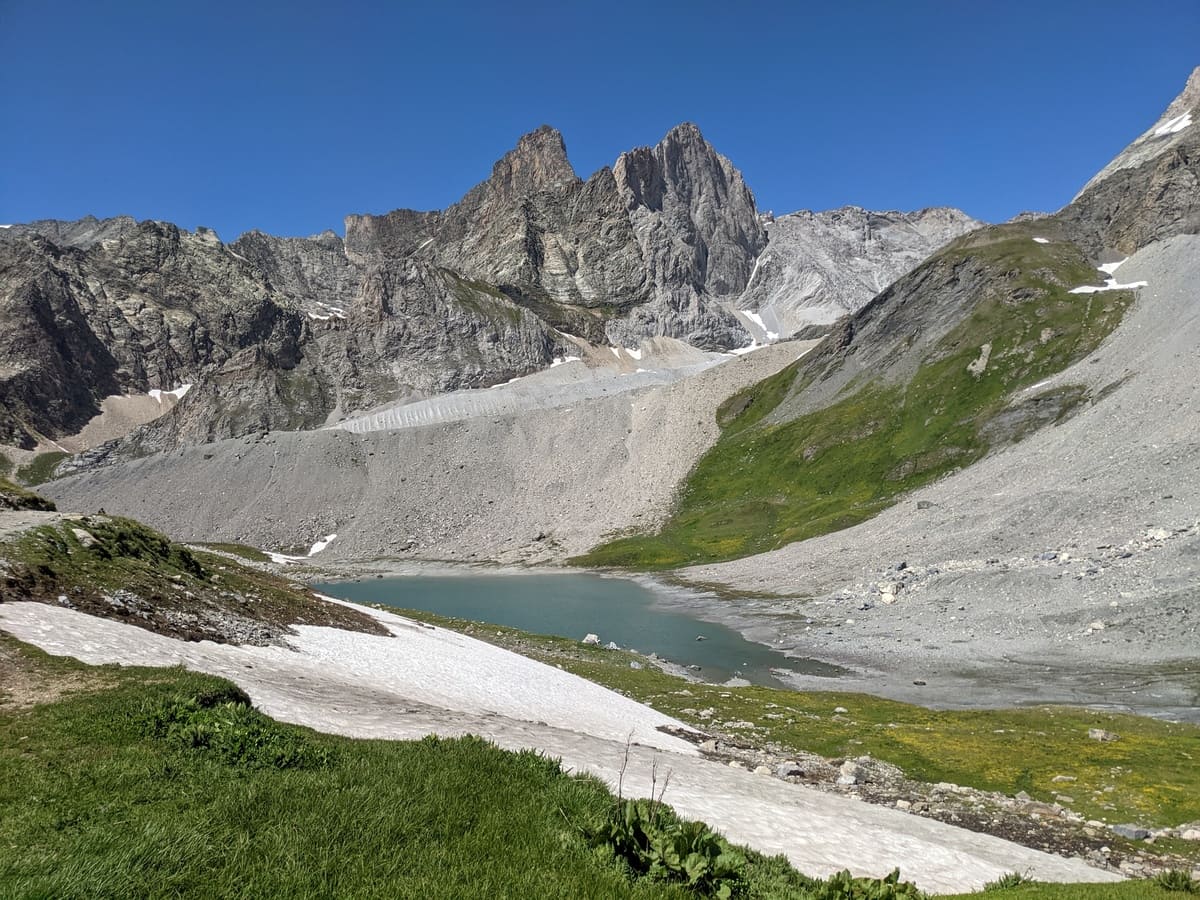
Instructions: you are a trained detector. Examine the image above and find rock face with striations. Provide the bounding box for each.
[0,215,567,450]
[1060,65,1200,255]
[344,123,763,349]
[608,123,767,348]
[736,206,982,337]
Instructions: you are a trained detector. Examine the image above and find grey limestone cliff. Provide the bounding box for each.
[736,206,982,337]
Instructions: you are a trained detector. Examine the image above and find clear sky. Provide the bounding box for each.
[2,0,1196,241]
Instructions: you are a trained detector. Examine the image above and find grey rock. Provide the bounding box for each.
[1111,824,1151,840]
[1062,66,1200,256]
[1088,728,1120,742]
[838,759,866,785]
[1,123,770,452]
[737,205,981,336]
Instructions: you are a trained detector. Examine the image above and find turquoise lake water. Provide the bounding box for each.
[315,572,833,687]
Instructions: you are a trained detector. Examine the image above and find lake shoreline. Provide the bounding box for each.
[304,556,1199,722]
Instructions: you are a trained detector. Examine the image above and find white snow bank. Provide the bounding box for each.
[1155,112,1193,136]
[0,224,12,229]
[307,533,337,556]
[1032,237,1050,244]
[625,347,644,361]
[1069,278,1148,295]
[1070,258,1147,294]
[0,600,1124,892]
[549,355,581,368]
[743,310,780,341]
[727,341,761,356]
[148,384,192,403]
[0,600,694,755]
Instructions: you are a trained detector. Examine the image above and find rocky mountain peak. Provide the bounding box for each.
[1062,66,1200,255]
[1075,66,1200,199]
[487,125,578,198]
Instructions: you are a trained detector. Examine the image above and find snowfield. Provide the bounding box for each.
[0,600,1120,892]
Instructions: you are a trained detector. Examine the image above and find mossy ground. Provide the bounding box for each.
[14,450,69,486]
[575,231,1133,569]
[0,516,384,641]
[0,477,56,512]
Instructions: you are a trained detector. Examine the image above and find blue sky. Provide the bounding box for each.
[1,0,1196,240]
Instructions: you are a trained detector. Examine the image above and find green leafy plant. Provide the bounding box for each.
[983,871,1034,891]
[141,688,330,770]
[799,868,926,899]
[1154,870,1200,893]
[588,798,747,898]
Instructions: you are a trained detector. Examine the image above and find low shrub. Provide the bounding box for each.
[797,868,925,900]
[141,689,330,770]
[589,797,747,898]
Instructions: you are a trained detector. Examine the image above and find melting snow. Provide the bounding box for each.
[743,310,780,342]
[549,355,581,368]
[728,342,761,356]
[1154,112,1193,136]
[416,237,434,250]
[609,347,621,358]
[745,251,768,288]
[1069,259,1146,294]
[625,347,643,360]
[1032,237,1050,244]
[1069,278,1147,295]
[148,384,192,403]
[308,533,337,556]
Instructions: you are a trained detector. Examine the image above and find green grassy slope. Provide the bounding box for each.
[575,228,1133,569]
[0,637,915,899]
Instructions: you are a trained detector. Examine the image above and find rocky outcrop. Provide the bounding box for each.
[230,229,364,315]
[0,222,301,447]
[0,216,567,450]
[0,215,139,249]
[608,123,766,348]
[1062,66,1200,255]
[736,206,981,337]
